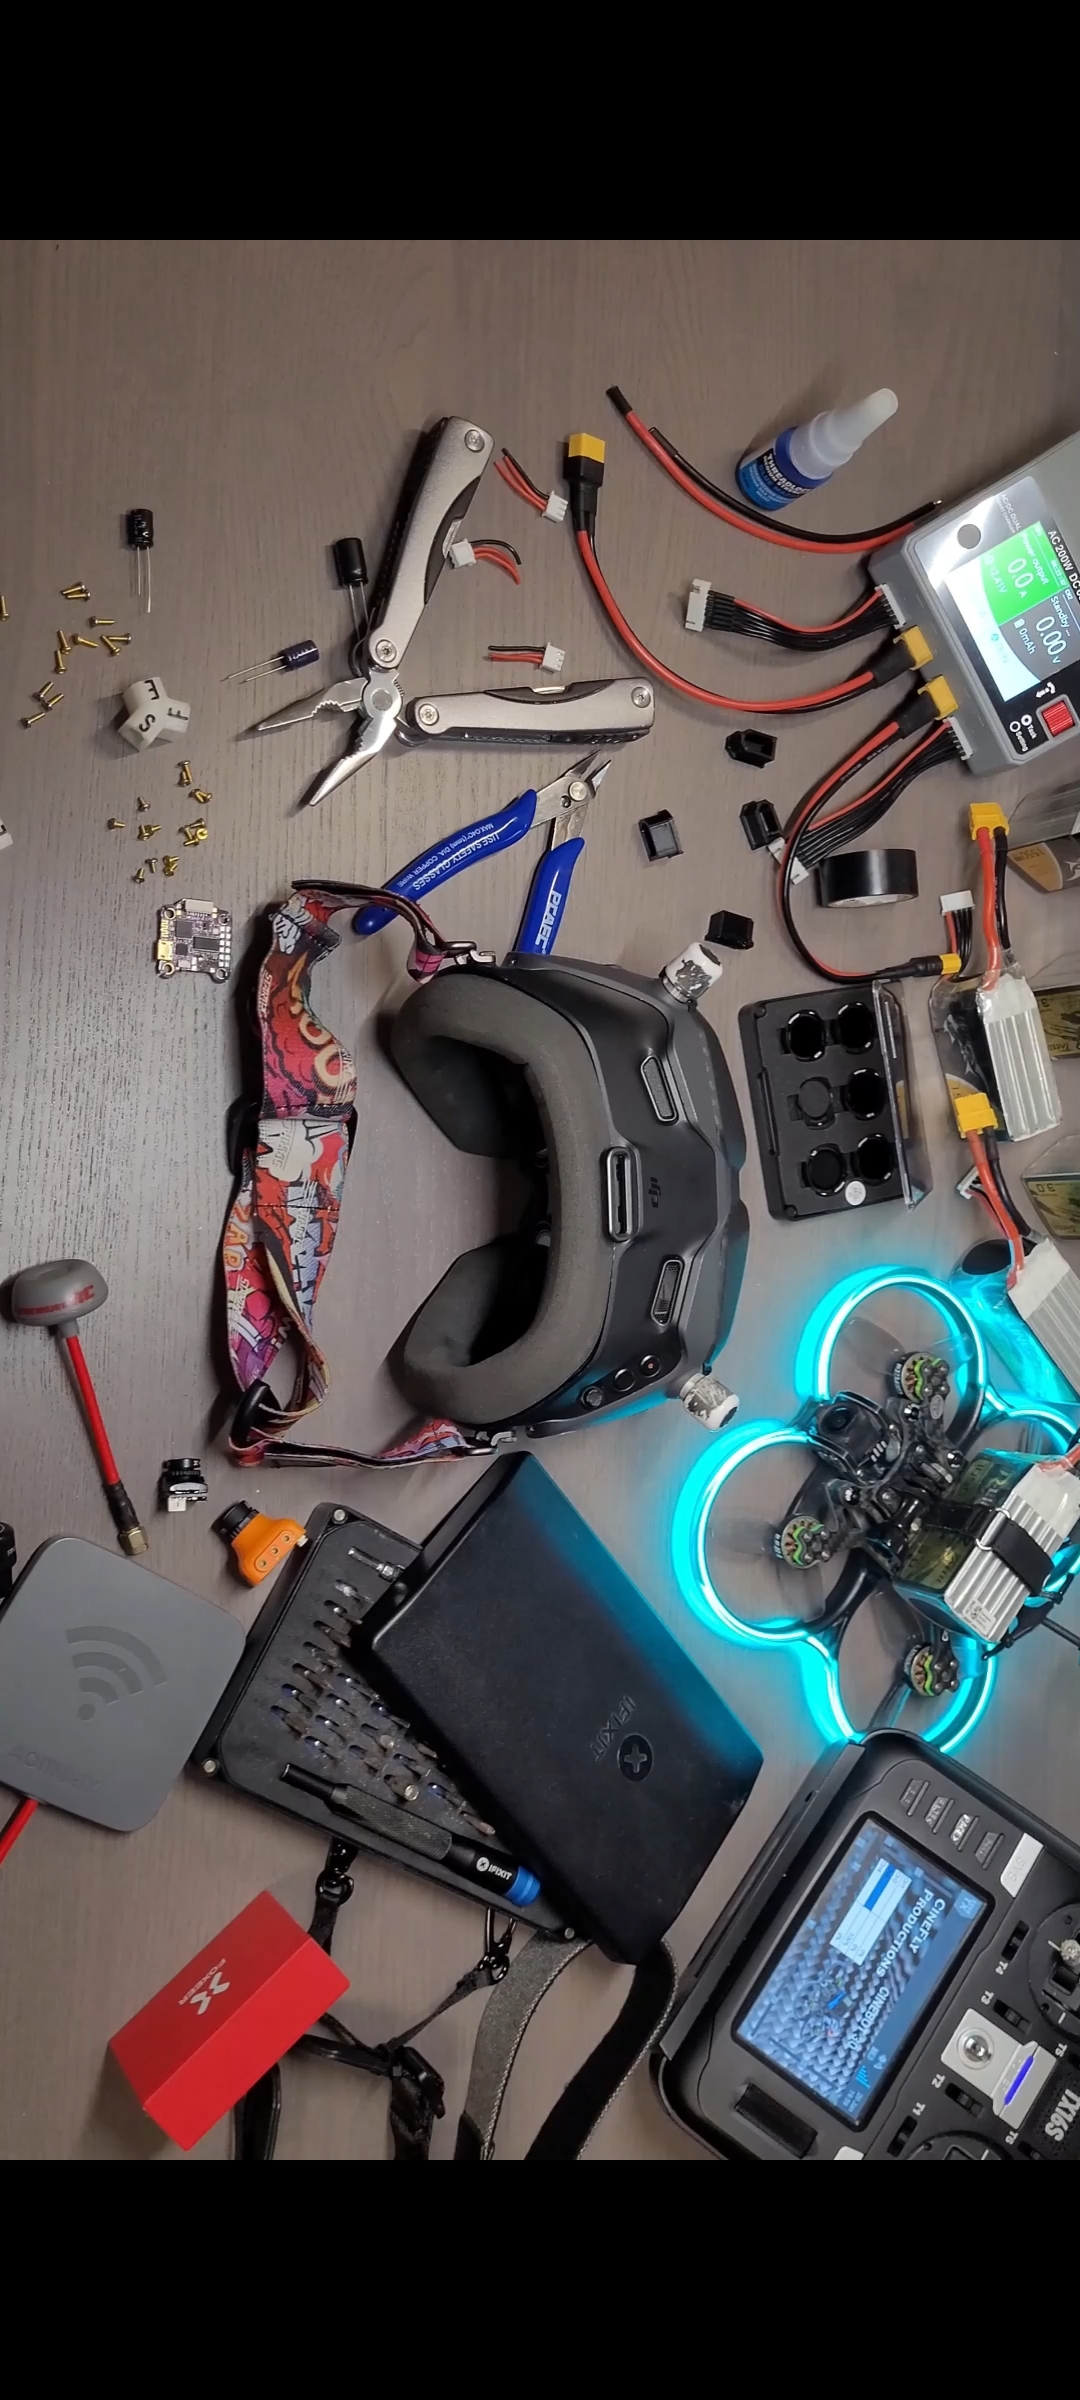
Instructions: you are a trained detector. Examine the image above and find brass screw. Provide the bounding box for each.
[23,710,46,726]
[61,583,89,600]
[57,630,72,655]
[132,866,146,883]
[114,633,132,645]
[108,818,126,831]
[37,682,56,701]
[180,820,208,845]
[192,788,213,805]
[90,618,115,628]
[0,595,8,621]
[136,822,161,840]
[74,635,98,649]
[178,761,194,786]
[162,854,179,876]
[44,693,63,709]
[147,856,158,873]
[54,649,67,675]
[137,796,149,812]
[101,635,122,657]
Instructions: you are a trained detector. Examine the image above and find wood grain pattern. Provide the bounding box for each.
[0,239,1078,2158]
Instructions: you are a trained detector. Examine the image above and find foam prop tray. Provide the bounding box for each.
[192,1502,561,1928]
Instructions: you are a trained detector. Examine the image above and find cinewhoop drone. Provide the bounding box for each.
[672,1265,1080,1754]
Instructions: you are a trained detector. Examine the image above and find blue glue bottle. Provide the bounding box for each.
[736,389,898,513]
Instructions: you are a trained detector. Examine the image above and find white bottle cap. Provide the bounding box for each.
[804,389,898,474]
[787,389,898,484]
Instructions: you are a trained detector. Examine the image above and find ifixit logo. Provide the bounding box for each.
[591,1694,636,1763]
[180,1958,231,2017]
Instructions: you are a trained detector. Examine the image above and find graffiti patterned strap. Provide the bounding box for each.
[223,883,485,1465]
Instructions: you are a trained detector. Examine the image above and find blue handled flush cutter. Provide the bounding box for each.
[352,753,611,956]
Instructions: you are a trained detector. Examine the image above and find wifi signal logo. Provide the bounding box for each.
[66,1624,167,1720]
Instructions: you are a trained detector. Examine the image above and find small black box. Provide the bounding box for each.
[639,810,682,863]
[362,1456,762,1961]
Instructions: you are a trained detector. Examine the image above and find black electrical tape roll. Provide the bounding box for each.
[816,848,919,908]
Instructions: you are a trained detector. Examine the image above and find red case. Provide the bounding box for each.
[109,1891,348,2151]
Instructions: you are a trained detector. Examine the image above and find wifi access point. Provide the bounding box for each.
[0,1537,244,1832]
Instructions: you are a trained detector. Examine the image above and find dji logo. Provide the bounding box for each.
[181,1963,231,2017]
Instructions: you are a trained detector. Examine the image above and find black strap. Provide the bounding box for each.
[454,1929,678,2161]
[527,1942,678,2160]
[234,1850,675,2162]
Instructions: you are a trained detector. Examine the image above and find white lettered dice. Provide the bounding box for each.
[119,677,191,751]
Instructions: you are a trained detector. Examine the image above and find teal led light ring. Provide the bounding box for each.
[795,1265,987,1443]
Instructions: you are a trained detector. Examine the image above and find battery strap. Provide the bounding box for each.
[987,1515,1052,1595]
[222,881,494,1471]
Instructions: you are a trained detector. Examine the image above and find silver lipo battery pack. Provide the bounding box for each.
[873,432,1080,776]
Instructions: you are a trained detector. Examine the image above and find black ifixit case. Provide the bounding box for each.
[191,1499,563,1929]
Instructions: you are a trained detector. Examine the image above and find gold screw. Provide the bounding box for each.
[137,822,161,840]
[180,821,208,845]
[57,630,72,654]
[147,856,158,873]
[44,693,63,709]
[61,583,89,600]
[74,635,98,649]
[193,788,213,805]
[54,649,67,674]
[114,633,132,645]
[137,797,149,812]
[178,761,194,786]
[101,635,122,657]
[108,818,126,830]
[23,710,46,726]
[0,595,8,621]
[133,866,146,883]
[37,682,56,701]
[89,618,115,628]
[162,854,179,875]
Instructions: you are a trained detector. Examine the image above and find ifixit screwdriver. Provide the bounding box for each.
[281,1763,540,1903]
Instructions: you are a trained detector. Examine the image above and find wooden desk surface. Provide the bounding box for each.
[1,239,1078,2158]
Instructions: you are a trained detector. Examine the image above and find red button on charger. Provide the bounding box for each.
[1039,698,1076,738]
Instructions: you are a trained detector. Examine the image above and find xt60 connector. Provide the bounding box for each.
[216,1502,307,1586]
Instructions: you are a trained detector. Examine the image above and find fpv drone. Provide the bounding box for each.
[673,1266,1080,1753]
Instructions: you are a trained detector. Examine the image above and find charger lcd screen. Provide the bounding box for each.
[734,1817,988,2127]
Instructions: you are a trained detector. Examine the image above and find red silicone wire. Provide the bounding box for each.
[63,1332,121,1485]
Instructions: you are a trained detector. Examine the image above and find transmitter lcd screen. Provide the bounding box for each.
[735,1817,988,2127]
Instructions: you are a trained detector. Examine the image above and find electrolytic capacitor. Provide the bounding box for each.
[223,639,320,685]
[332,535,369,641]
[126,508,154,613]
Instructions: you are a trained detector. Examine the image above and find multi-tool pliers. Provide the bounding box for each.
[253,415,654,806]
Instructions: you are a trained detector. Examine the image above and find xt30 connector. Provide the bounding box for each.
[565,433,606,534]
